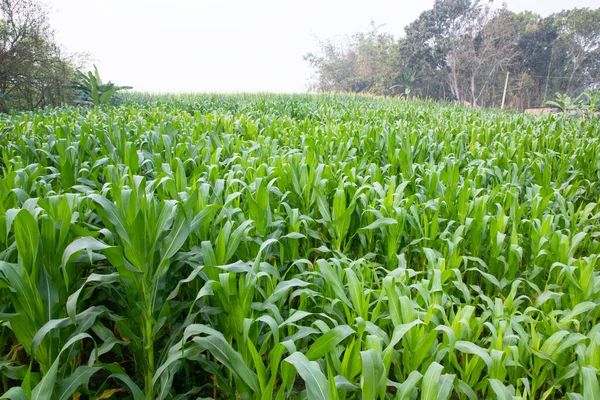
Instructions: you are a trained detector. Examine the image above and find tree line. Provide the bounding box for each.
[305,0,600,109]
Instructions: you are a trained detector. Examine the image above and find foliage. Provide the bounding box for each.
[305,22,401,95]
[545,90,600,115]
[0,92,13,102]
[306,2,600,109]
[581,90,600,112]
[0,0,79,112]
[544,92,585,112]
[71,65,132,106]
[0,93,599,399]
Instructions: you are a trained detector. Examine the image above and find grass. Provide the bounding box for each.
[0,93,599,399]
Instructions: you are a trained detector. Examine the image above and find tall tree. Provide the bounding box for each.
[506,12,558,107]
[454,6,520,107]
[304,23,400,96]
[554,8,600,94]
[0,0,77,112]
[400,0,473,100]
[305,2,600,108]
[401,0,520,106]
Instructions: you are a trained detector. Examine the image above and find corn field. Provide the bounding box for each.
[0,94,599,399]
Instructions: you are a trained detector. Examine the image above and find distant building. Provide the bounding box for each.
[524,106,556,115]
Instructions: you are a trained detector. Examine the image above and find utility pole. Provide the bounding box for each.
[501,71,510,109]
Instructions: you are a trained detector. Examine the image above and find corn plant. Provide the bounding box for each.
[0,93,599,398]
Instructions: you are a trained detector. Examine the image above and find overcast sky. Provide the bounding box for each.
[47,0,599,93]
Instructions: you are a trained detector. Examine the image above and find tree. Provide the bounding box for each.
[304,23,400,96]
[507,12,558,107]
[451,6,520,107]
[304,39,360,93]
[305,2,600,109]
[400,0,521,106]
[554,8,600,94]
[0,0,78,112]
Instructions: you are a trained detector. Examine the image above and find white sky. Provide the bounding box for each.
[47,0,599,93]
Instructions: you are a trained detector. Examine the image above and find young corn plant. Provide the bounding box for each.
[1,93,600,398]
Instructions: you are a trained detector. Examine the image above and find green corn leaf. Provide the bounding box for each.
[421,362,443,400]
[193,334,260,393]
[88,194,130,243]
[306,325,354,361]
[488,379,515,400]
[455,341,493,371]
[438,374,455,400]
[66,273,120,320]
[104,364,146,400]
[13,210,39,275]
[56,366,102,400]
[0,387,28,400]
[582,367,600,400]
[360,349,386,400]
[395,371,422,400]
[284,352,331,400]
[361,217,398,230]
[334,375,358,390]
[32,333,95,400]
[61,237,112,290]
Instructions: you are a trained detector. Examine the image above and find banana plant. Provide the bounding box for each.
[71,65,132,106]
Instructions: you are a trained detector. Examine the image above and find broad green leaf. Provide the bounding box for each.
[360,349,385,400]
[284,352,331,400]
[421,362,443,400]
[0,387,28,400]
[488,379,515,400]
[361,218,397,230]
[13,210,39,274]
[306,325,354,361]
[56,366,101,400]
[582,366,600,400]
[455,341,493,371]
[395,371,422,400]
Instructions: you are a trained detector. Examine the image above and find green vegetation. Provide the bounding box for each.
[0,93,599,399]
[71,66,132,106]
[545,90,600,114]
[0,0,80,113]
[306,3,600,109]
[0,1,128,113]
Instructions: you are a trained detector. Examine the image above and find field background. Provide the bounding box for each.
[0,94,599,399]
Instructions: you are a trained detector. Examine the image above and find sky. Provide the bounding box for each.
[47,0,599,93]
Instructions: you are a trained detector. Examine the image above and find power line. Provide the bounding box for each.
[511,73,597,80]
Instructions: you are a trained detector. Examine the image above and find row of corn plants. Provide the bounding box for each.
[0,93,599,399]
